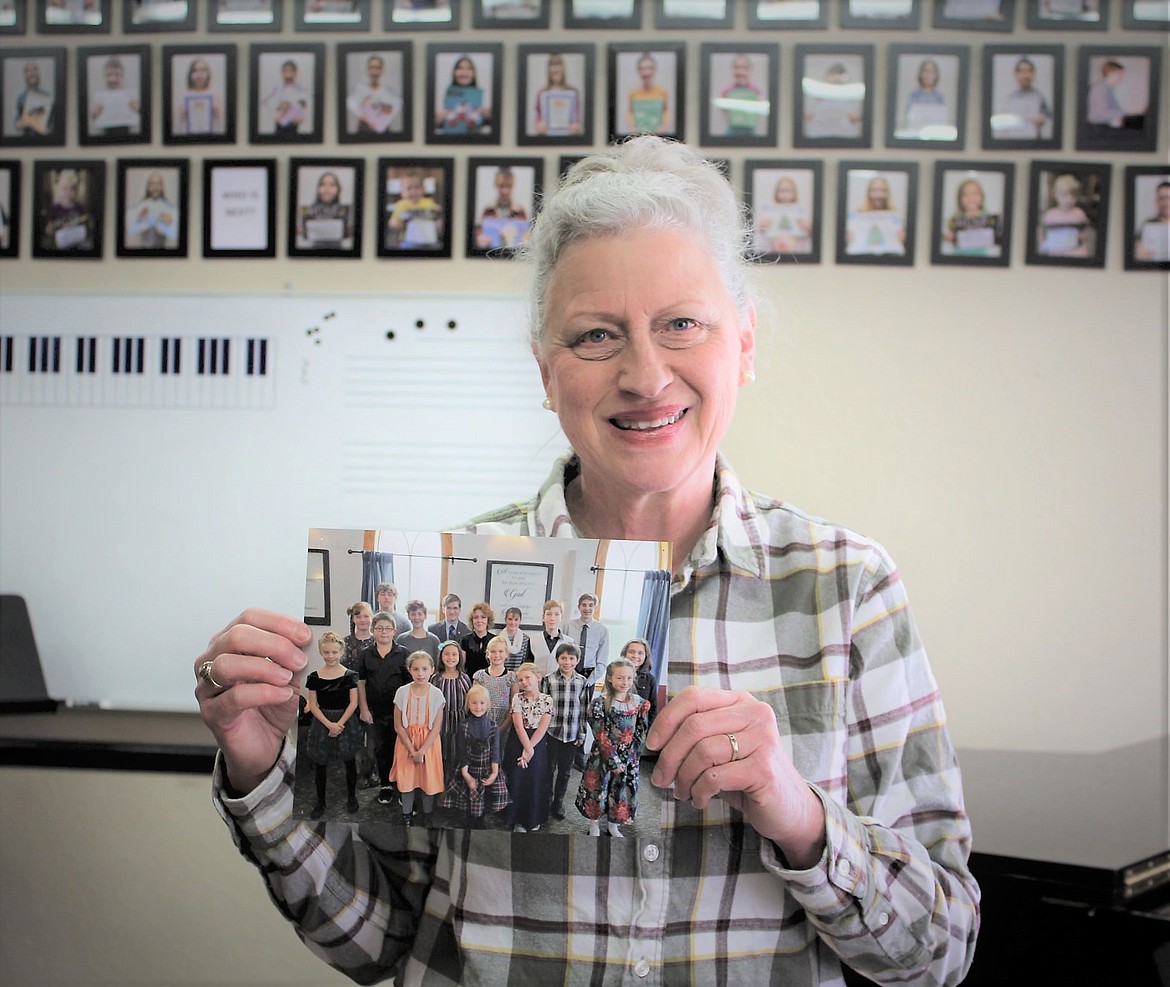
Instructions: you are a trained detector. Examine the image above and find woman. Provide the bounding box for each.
[459,602,495,677]
[194,137,978,985]
[296,170,351,251]
[903,58,948,137]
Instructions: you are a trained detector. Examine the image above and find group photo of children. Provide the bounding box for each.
[293,528,670,838]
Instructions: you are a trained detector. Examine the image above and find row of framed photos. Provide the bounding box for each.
[4,0,1169,35]
[2,155,1166,270]
[2,39,1163,153]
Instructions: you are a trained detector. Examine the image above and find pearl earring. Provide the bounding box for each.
[741,369,756,385]
[542,396,553,410]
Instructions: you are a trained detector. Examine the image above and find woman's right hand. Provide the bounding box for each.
[194,609,310,795]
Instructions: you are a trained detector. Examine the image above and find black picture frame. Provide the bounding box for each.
[202,157,277,258]
[1025,159,1110,268]
[305,549,331,626]
[123,0,196,32]
[1075,46,1161,153]
[1123,165,1170,269]
[840,0,921,28]
[517,43,595,147]
[930,161,1014,266]
[836,161,918,266]
[295,0,370,31]
[0,1,28,35]
[377,156,453,258]
[982,45,1063,150]
[32,158,105,259]
[385,0,459,30]
[36,0,111,33]
[654,0,734,28]
[162,44,237,145]
[466,156,542,259]
[793,44,873,149]
[288,157,364,259]
[484,560,554,632]
[608,42,687,142]
[337,42,411,144]
[700,43,779,148]
[885,44,968,149]
[1025,0,1109,29]
[116,157,188,258]
[931,0,1015,30]
[78,44,150,146]
[250,43,325,145]
[564,0,642,28]
[426,43,502,145]
[0,160,21,257]
[208,0,282,31]
[745,158,823,264]
[1,47,66,147]
[748,0,828,28]
[1122,0,1169,29]
[473,0,549,28]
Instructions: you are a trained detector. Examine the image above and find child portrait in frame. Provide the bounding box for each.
[33,159,104,259]
[518,45,592,146]
[209,0,283,31]
[117,159,187,257]
[837,163,917,266]
[745,159,822,263]
[887,46,967,148]
[0,161,20,258]
[378,157,452,258]
[609,45,684,141]
[932,0,1014,29]
[840,0,920,28]
[37,0,109,32]
[1026,160,1109,268]
[748,1,828,28]
[1026,0,1108,29]
[163,46,234,144]
[125,0,196,31]
[564,0,641,28]
[700,44,778,148]
[794,46,872,149]
[983,46,1062,149]
[0,0,27,34]
[295,0,370,30]
[251,45,324,144]
[289,158,362,258]
[473,0,549,28]
[1076,47,1161,153]
[339,43,409,143]
[655,0,733,28]
[386,0,457,28]
[1124,167,1169,269]
[79,45,149,145]
[467,157,541,258]
[2,49,66,146]
[932,163,1013,266]
[428,45,501,144]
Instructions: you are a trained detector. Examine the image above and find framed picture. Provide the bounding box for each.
[608,43,686,142]
[517,44,594,146]
[1,47,66,146]
[793,44,873,149]
[124,0,195,31]
[466,156,542,258]
[564,0,642,28]
[162,45,236,144]
[1025,159,1109,268]
[654,0,734,28]
[484,561,553,632]
[745,159,823,264]
[0,1,28,35]
[250,43,325,144]
[836,161,918,266]
[1075,47,1161,153]
[338,42,411,143]
[748,0,828,28]
[36,0,110,32]
[377,156,453,258]
[427,43,502,144]
[295,0,370,30]
[886,45,968,149]
[78,45,149,146]
[32,159,104,259]
[1122,0,1169,29]
[288,158,363,258]
[0,160,21,258]
[931,0,1015,29]
[305,549,331,626]
[839,0,920,28]
[473,0,550,27]
[930,162,1013,266]
[982,46,1062,150]
[202,158,276,258]
[1124,166,1170,268]
[385,0,458,29]
[116,158,187,257]
[700,43,778,148]
[208,0,282,30]
[1025,0,1108,29]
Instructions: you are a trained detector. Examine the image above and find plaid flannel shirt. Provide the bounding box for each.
[540,669,589,744]
[214,453,979,986]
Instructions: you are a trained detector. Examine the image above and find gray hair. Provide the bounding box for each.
[521,136,753,348]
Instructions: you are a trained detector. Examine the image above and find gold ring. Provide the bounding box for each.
[727,733,739,761]
[198,659,224,691]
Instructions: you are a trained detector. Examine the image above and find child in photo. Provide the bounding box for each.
[719,54,765,137]
[627,53,670,135]
[387,170,441,250]
[754,174,811,255]
[505,661,553,832]
[575,657,652,838]
[499,606,530,671]
[1038,173,1091,258]
[472,634,517,738]
[439,683,511,828]
[303,632,363,818]
[42,168,92,252]
[433,640,471,786]
[540,642,588,821]
[943,178,1001,257]
[623,637,658,728]
[388,651,446,826]
[436,55,485,135]
[526,598,574,675]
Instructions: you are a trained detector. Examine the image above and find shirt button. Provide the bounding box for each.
[643,844,660,863]
[836,858,850,877]
[879,912,890,927]
[633,959,650,978]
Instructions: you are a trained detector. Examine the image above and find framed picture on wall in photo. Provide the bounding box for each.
[836,161,918,266]
[295,0,370,30]
[564,0,642,29]
[473,0,550,28]
[250,43,325,144]
[1025,0,1108,30]
[78,44,150,146]
[288,157,364,259]
[1075,46,1161,153]
[1122,0,1169,29]
[792,44,873,149]
[162,44,236,144]
[385,0,459,30]
[337,42,411,144]
[1,47,67,147]
[748,0,828,28]
[208,0,283,31]
[0,160,21,258]
[931,0,1015,30]
[930,161,1013,266]
[32,159,105,259]
[124,0,196,32]
[839,0,920,29]
[0,0,28,35]
[744,158,823,264]
[1025,159,1110,268]
[377,156,453,258]
[1123,166,1170,269]
[466,156,542,259]
[36,0,110,33]
[517,43,594,146]
[982,45,1063,150]
[608,42,686,142]
[699,43,778,148]
[202,158,277,258]
[426,43,502,144]
[654,0,734,28]
[116,158,188,258]
[885,45,968,150]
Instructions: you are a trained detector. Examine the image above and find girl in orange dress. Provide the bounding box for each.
[388,650,446,826]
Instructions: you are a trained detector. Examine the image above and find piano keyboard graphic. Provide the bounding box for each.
[0,335,276,408]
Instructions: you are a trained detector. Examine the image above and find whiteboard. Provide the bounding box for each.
[0,291,565,710]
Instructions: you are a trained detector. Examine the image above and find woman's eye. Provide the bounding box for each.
[668,318,697,331]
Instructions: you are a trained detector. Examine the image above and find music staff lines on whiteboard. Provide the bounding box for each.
[0,334,276,409]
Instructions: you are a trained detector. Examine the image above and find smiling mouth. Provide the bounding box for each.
[611,409,687,431]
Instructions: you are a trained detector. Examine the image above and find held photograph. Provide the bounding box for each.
[1,47,67,147]
[885,45,968,149]
[517,44,594,146]
[377,157,453,258]
[162,45,236,144]
[250,43,325,144]
[1075,46,1161,153]
[793,45,873,149]
[466,157,542,258]
[699,43,779,148]
[78,45,150,146]
[836,161,918,266]
[116,158,188,258]
[745,159,823,264]
[338,43,411,144]
[608,43,686,142]
[1025,159,1110,268]
[32,158,105,259]
[427,43,502,144]
[930,162,1014,267]
[288,158,363,258]
[982,45,1063,150]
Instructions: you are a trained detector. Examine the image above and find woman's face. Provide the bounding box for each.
[471,610,488,634]
[624,642,647,668]
[317,173,339,203]
[353,609,372,634]
[959,181,983,215]
[453,58,475,86]
[537,230,755,510]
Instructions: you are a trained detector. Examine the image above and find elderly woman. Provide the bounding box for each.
[194,137,978,985]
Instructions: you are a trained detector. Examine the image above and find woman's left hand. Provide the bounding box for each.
[646,685,826,869]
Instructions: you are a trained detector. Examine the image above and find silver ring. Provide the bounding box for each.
[727,733,739,762]
[198,659,224,691]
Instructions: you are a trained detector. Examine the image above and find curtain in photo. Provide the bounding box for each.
[635,569,671,679]
[361,551,395,608]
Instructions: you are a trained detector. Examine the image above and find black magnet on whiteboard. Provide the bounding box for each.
[385,330,395,340]
[447,320,457,330]
[415,319,424,329]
